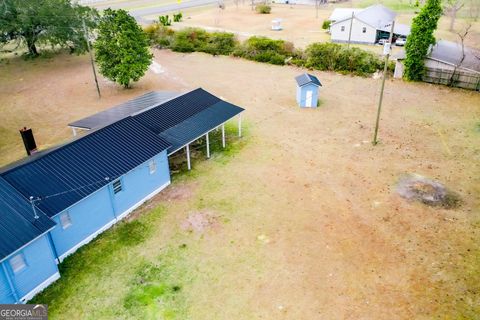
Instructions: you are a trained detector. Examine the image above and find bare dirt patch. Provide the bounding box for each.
[181,211,221,233]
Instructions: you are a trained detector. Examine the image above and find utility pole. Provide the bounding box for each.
[372,20,395,146]
[347,11,354,49]
[82,19,101,99]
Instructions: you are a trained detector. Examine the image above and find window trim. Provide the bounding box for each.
[149,160,157,174]
[341,26,345,32]
[113,179,123,194]
[9,253,27,274]
[59,211,72,230]
[362,27,367,33]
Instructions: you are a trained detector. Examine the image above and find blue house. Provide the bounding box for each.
[0,88,244,303]
[295,73,322,108]
[0,177,59,303]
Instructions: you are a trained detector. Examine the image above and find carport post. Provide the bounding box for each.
[206,132,210,158]
[222,124,226,148]
[186,144,191,170]
[238,114,242,137]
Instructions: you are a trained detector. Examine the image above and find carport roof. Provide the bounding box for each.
[68,91,180,130]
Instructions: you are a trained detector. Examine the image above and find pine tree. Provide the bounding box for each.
[404,0,443,81]
[94,9,152,88]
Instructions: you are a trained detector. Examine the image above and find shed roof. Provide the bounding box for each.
[69,91,180,130]
[1,117,171,217]
[0,177,55,262]
[295,73,322,87]
[428,40,480,72]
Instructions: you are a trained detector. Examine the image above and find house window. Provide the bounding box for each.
[362,27,367,33]
[60,211,72,229]
[9,254,26,273]
[113,179,123,194]
[149,160,157,174]
[341,26,345,32]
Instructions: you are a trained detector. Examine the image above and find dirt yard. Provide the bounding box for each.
[1,51,480,319]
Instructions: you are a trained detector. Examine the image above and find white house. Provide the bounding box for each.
[329,4,410,45]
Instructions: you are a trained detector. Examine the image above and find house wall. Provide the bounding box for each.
[50,150,171,261]
[0,235,59,303]
[330,19,377,44]
[297,84,319,107]
[111,151,170,218]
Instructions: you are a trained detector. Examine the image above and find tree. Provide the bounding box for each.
[0,0,98,56]
[444,0,464,31]
[404,0,443,81]
[94,9,152,88]
[449,23,471,86]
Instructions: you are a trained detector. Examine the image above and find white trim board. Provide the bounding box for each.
[57,180,171,262]
[20,272,60,303]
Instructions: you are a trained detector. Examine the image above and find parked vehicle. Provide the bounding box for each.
[395,38,407,46]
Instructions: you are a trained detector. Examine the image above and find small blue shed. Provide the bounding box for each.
[295,73,322,108]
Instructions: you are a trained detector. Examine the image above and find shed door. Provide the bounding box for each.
[305,90,313,107]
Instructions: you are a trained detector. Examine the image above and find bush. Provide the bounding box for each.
[159,15,171,26]
[255,4,271,14]
[304,42,384,76]
[173,12,183,22]
[322,20,331,30]
[234,36,297,65]
[204,32,238,55]
[171,28,237,55]
[171,28,209,52]
[144,24,175,48]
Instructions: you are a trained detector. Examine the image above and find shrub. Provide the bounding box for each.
[304,42,384,76]
[144,24,175,48]
[171,28,209,52]
[233,36,295,65]
[173,12,183,22]
[322,20,331,30]
[159,15,171,26]
[204,32,238,55]
[255,4,271,14]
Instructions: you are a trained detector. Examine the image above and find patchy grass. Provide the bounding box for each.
[123,247,190,319]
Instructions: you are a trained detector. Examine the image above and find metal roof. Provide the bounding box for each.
[379,22,410,36]
[133,88,222,133]
[1,117,171,217]
[428,40,480,73]
[331,4,397,29]
[68,91,180,130]
[159,100,244,153]
[295,73,322,87]
[329,8,362,22]
[0,177,55,262]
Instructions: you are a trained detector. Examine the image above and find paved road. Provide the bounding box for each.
[87,0,221,23]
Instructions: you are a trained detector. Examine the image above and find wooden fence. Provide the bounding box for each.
[423,67,480,91]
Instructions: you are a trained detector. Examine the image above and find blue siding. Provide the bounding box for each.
[296,84,319,108]
[4,235,58,301]
[0,265,16,303]
[49,151,170,259]
[50,187,116,258]
[111,151,170,216]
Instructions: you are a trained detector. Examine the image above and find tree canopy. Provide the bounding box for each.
[0,0,98,56]
[404,0,443,81]
[94,9,152,88]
